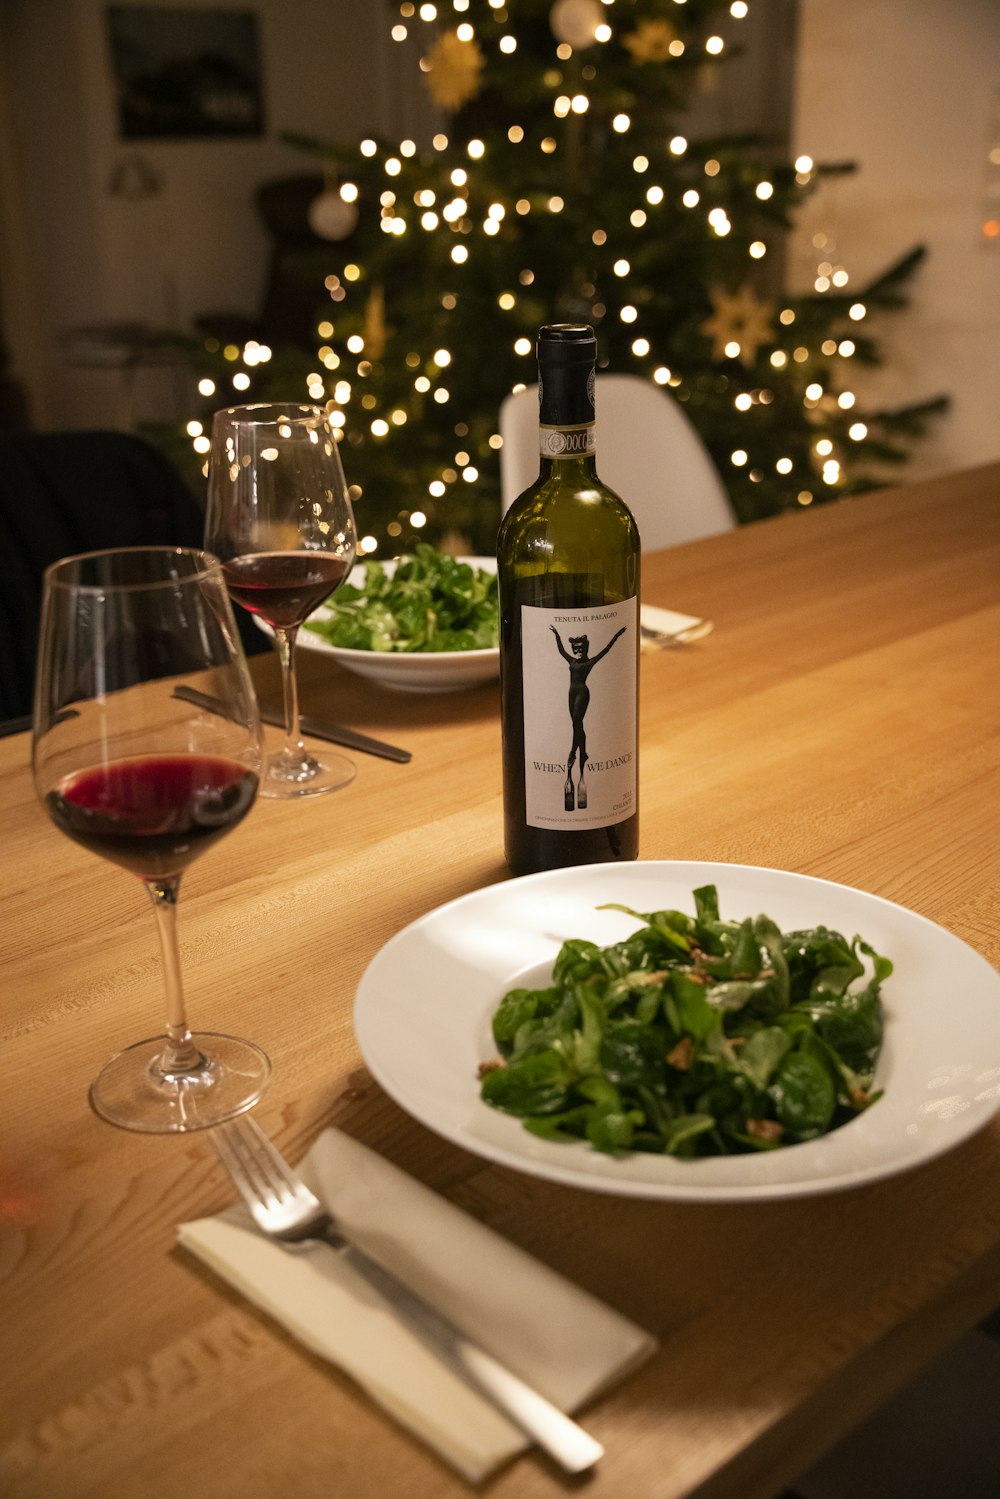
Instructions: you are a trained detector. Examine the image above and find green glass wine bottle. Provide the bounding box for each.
[498,325,640,876]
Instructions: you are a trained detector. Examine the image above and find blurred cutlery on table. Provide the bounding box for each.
[639,603,714,649]
[173,684,411,763]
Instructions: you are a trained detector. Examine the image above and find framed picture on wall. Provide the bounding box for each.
[106,5,265,140]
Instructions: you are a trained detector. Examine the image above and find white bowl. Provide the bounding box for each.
[254,555,499,694]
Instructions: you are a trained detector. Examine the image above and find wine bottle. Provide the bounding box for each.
[498,324,640,876]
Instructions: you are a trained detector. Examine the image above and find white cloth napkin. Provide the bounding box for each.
[178,1128,657,1482]
[640,603,714,649]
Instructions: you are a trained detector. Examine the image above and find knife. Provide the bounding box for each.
[172,685,411,764]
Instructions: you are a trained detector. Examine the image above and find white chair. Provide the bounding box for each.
[499,372,736,550]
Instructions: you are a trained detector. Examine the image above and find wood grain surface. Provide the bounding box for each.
[2,462,999,1499]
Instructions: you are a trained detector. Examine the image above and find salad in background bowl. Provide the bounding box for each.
[257,545,499,693]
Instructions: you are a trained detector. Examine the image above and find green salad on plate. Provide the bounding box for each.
[479,884,891,1159]
[305,544,498,654]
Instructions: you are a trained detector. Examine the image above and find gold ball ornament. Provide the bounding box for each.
[550,0,603,49]
[307,189,360,242]
[622,18,680,64]
[423,30,485,113]
[701,285,776,365]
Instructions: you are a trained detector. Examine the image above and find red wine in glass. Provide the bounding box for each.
[46,754,259,880]
[206,403,358,799]
[222,552,351,631]
[32,545,269,1135]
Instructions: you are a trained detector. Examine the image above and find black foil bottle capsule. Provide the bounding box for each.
[497,325,640,875]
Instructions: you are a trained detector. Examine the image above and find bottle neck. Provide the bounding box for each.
[538,447,599,483]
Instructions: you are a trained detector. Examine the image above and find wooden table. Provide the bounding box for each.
[3,463,999,1499]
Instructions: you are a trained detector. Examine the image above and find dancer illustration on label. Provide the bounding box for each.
[550,624,626,810]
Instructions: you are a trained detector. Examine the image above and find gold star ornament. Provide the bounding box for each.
[701,284,776,364]
[622,18,679,64]
[423,30,485,113]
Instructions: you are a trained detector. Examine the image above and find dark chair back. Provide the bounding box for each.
[0,429,265,721]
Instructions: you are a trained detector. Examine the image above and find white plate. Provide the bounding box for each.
[354,860,1000,1202]
[256,556,499,693]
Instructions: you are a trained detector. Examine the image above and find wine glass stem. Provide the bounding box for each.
[145,876,202,1072]
[275,625,304,752]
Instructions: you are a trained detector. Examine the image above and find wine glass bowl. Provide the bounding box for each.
[205,402,358,798]
[33,546,269,1134]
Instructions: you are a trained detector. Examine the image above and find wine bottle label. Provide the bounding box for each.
[520,597,637,831]
[539,423,597,459]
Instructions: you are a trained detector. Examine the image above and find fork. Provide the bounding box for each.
[211,1116,604,1474]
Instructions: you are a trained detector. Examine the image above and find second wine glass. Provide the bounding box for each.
[206,402,358,798]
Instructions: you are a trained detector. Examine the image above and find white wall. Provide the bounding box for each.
[790,0,1000,478]
[0,0,436,429]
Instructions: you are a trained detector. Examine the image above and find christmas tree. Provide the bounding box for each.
[176,0,945,555]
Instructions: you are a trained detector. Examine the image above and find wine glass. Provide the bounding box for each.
[205,402,358,798]
[32,546,270,1134]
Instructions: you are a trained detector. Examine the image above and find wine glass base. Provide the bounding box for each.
[89,1032,271,1134]
[260,746,356,799]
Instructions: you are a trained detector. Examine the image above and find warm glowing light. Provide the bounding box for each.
[434,348,451,366]
[839,339,856,357]
[514,337,532,355]
[849,422,868,440]
[456,22,473,40]
[838,391,855,409]
[749,241,766,259]
[193,435,211,454]
[233,372,251,390]
[344,264,361,281]
[462,466,479,482]
[631,338,650,356]
[360,139,377,157]
[646,185,664,205]
[620,305,637,323]
[682,189,700,207]
[756,181,774,201]
[467,138,485,158]
[411,511,427,528]
[705,35,724,54]
[451,245,469,263]
[724,340,741,359]
[451,167,468,186]
[197,379,215,396]
[499,34,516,52]
[735,393,753,411]
[612,113,631,133]
[770,351,787,368]
[630,209,647,227]
[776,457,793,475]
[669,136,687,155]
[508,126,524,143]
[347,335,365,354]
[415,376,431,392]
[815,438,833,455]
[849,303,867,320]
[805,382,823,400]
[731,449,748,466]
[360,535,378,554]
[613,258,630,276]
[371,419,389,437]
[433,388,449,403]
[653,367,671,384]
